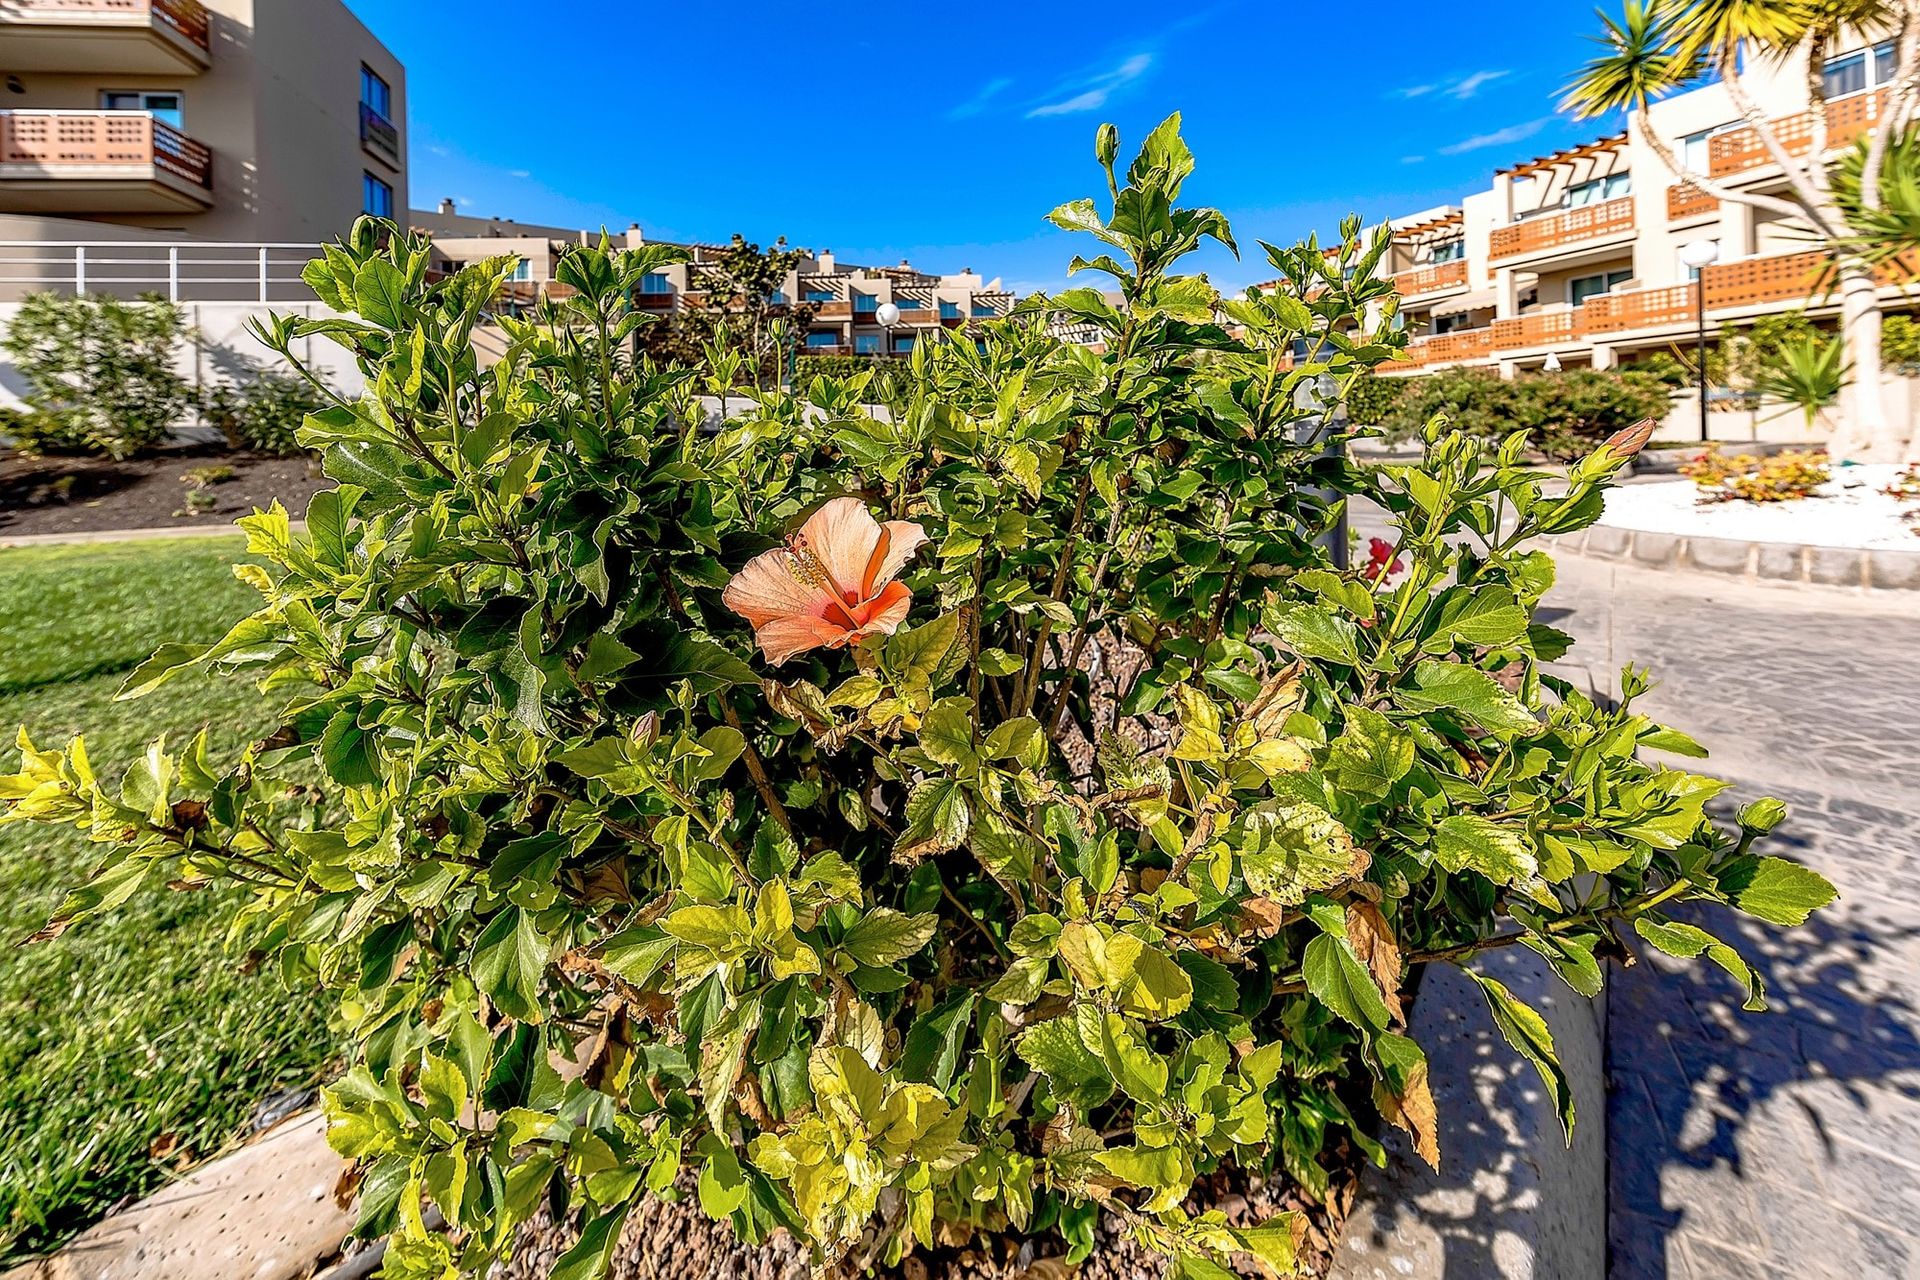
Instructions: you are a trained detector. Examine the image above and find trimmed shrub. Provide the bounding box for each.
[1,120,1833,1279]
[1379,366,1673,461]
[0,292,192,459]
[203,369,328,456]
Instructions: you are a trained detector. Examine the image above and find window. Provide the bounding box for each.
[102,91,182,128]
[805,332,840,349]
[1824,51,1868,99]
[939,300,962,319]
[360,66,392,120]
[1567,173,1631,206]
[854,334,881,354]
[852,291,878,314]
[1431,240,1465,263]
[892,334,916,352]
[638,272,673,295]
[1568,268,1632,305]
[894,296,926,310]
[510,259,532,283]
[971,303,997,317]
[1433,313,1474,335]
[804,287,835,303]
[768,289,787,305]
[362,172,393,218]
[1876,41,1897,85]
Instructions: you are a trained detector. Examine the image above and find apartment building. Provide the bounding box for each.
[1376,33,1908,378]
[0,0,407,242]
[413,201,1017,351]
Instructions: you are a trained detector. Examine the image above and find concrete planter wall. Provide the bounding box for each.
[1550,524,1920,591]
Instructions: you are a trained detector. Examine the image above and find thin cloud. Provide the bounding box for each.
[1401,155,1426,164]
[1448,70,1509,99]
[949,77,1013,120]
[509,169,531,179]
[1397,69,1512,101]
[1027,53,1153,118]
[1438,117,1550,155]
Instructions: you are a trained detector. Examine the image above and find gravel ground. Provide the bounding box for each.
[492,1157,1357,1280]
[1598,462,1918,549]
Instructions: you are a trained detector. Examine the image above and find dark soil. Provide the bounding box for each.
[495,1155,1359,1280]
[0,446,329,537]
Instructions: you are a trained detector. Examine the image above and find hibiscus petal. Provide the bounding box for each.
[753,614,850,665]
[800,497,884,601]
[849,580,913,642]
[866,520,929,593]
[723,550,830,627]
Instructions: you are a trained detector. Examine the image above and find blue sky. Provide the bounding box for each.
[346,0,1625,294]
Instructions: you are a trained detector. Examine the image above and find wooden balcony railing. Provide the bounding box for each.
[0,0,211,51]
[1583,283,1696,334]
[812,300,851,319]
[1390,259,1469,297]
[0,110,210,188]
[1400,326,1497,368]
[1667,182,1718,221]
[633,290,675,310]
[1491,309,1581,351]
[1709,89,1886,178]
[1489,195,1635,262]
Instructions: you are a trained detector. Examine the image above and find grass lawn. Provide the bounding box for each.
[0,538,337,1262]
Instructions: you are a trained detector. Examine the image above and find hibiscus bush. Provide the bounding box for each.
[1,117,1835,1279]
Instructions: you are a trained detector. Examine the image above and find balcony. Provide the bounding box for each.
[0,0,211,74]
[1391,259,1469,298]
[1666,183,1718,222]
[1397,327,1496,369]
[803,344,851,357]
[0,111,212,213]
[359,103,400,171]
[1491,309,1582,351]
[1583,283,1696,334]
[1709,89,1886,178]
[1488,195,1635,264]
[812,300,851,319]
[633,290,675,310]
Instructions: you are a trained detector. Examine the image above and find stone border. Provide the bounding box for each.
[1330,946,1609,1280]
[1550,523,1920,591]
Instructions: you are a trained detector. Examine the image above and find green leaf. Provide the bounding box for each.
[1634,918,1766,1010]
[577,633,642,683]
[1270,603,1361,666]
[1423,587,1529,653]
[1232,800,1368,907]
[1468,971,1575,1142]
[1400,660,1540,736]
[1303,933,1390,1036]
[1105,934,1194,1020]
[1433,815,1537,886]
[1327,705,1414,799]
[550,1205,629,1280]
[919,697,978,769]
[1716,855,1837,927]
[352,258,408,329]
[1015,1017,1113,1111]
[470,906,549,1023]
[841,909,938,967]
[900,992,975,1088]
[895,778,971,861]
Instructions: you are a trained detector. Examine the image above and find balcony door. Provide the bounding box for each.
[101,91,183,129]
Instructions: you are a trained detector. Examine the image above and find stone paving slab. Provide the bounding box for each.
[1538,555,1920,1280]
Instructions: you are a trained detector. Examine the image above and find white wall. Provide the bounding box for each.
[0,299,365,416]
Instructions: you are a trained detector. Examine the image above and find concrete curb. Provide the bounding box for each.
[1331,946,1608,1280]
[1549,523,1920,591]
[1,1112,354,1280]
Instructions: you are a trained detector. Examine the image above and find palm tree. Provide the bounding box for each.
[1564,0,1920,461]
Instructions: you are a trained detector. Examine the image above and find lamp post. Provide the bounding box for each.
[1678,239,1721,441]
[875,301,900,362]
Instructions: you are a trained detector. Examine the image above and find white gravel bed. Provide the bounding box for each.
[1601,463,1919,551]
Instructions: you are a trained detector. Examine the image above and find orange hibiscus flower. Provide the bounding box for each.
[722,497,929,665]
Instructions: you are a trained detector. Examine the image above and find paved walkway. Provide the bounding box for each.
[1543,557,1920,1279]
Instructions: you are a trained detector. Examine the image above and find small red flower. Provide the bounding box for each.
[1365,537,1404,580]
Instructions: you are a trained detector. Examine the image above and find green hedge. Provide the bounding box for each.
[1374,367,1674,461]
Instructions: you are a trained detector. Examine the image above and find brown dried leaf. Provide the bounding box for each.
[1346,901,1406,1025]
[1377,1056,1441,1169]
[1245,662,1305,739]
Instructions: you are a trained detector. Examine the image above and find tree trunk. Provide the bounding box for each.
[1830,259,1903,461]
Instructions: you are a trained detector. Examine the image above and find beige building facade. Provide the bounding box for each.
[1377,33,1907,378]
[0,0,407,242]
